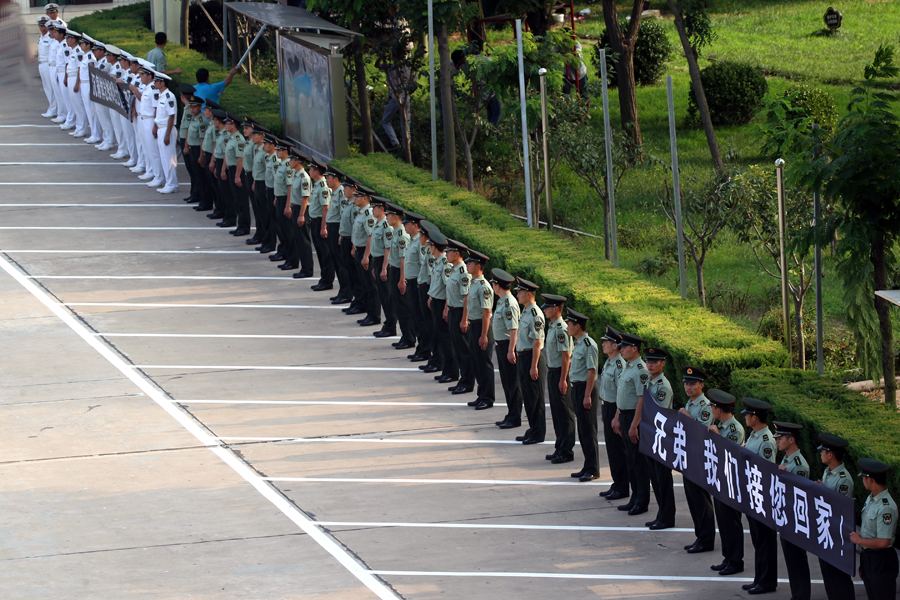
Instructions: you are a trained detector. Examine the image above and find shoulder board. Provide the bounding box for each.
[530,307,538,316]
[794,456,802,465]
[884,498,891,505]
[584,338,592,347]
[556,322,564,329]
[762,434,769,441]
[637,363,646,370]
[839,471,847,478]
[699,399,708,406]
[615,359,622,368]
[728,423,737,431]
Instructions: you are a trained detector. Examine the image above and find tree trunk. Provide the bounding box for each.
[352,37,373,154]
[471,0,487,53]
[696,257,706,307]
[872,236,897,406]
[525,8,552,37]
[437,23,456,184]
[398,98,412,163]
[182,0,190,48]
[346,58,354,147]
[601,0,643,148]
[668,0,724,173]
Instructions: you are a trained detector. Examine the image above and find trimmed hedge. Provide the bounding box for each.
[731,368,900,506]
[333,153,788,401]
[68,2,283,134]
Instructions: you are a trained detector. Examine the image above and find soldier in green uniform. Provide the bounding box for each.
[416,222,440,371]
[183,95,205,210]
[540,294,574,464]
[271,140,294,269]
[368,198,393,335]
[286,153,313,277]
[678,366,716,552]
[263,135,284,259]
[249,125,273,253]
[445,239,474,394]
[399,211,424,356]
[852,458,899,600]
[307,162,335,290]
[463,250,494,409]
[815,433,855,600]
[223,113,249,236]
[339,179,363,312]
[644,347,675,529]
[427,229,456,382]
[513,278,546,445]
[740,397,778,595]
[324,168,350,303]
[383,203,413,346]
[210,110,234,228]
[708,389,745,575]
[197,100,220,215]
[566,308,599,481]
[774,422,811,600]
[598,326,629,500]
[612,333,649,506]
[177,83,196,203]
[490,269,522,429]
[351,188,379,327]
[239,117,260,244]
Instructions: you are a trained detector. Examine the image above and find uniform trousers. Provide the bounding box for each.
[683,479,715,548]
[205,157,222,212]
[649,459,676,525]
[466,319,494,403]
[713,499,742,566]
[272,197,292,257]
[96,104,116,147]
[860,547,898,600]
[109,104,124,149]
[56,70,70,122]
[250,179,267,240]
[342,237,361,305]
[415,282,434,360]
[310,217,334,287]
[328,222,350,299]
[389,265,415,343]
[356,248,380,321]
[818,556,855,600]
[39,63,55,111]
[139,117,162,180]
[119,113,136,158]
[67,81,87,133]
[601,400,630,496]
[288,209,314,273]
[79,83,100,141]
[572,380,599,474]
[619,408,650,510]
[188,146,205,206]
[780,537,810,600]
[495,340,522,423]
[430,297,455,378]
[231,169,250,229]
[134,115,147,170]
[547,367,575,458]
[215,158,234,220]
[373,256,394,329]
[157,129,178,189]
[447,307,473,388]
[266,188,279,249]
[49,66,65,119]
[516,349,546,442]
[748,516,778,589]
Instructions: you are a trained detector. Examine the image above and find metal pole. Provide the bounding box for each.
[516,20,533,227]
[222,1,228,70]
[812,124,824,376]
[539,68,552,231]
[776,158,792,366]
[235,25,267,70]
[666,76,687,299]
[162,0,168,41]
[598,49,618,266]
[428,0,437,181]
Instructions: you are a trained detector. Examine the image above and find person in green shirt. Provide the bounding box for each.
[413,221,437,368]
[383,203,412,344]
[209,109,234,228]
[540,294,573,463]
[774,422,811,600]
[222,112,249,236]
[463,250,494,410]
[307,162,335,291]
[490,268,522,429]
[239,117,260,245]
[351,188,380,327]
[426,229,455,381]
[272,140,296,270]
[565,308,599,481]
[324,168,350,303]
[512,277,545,445]
[677,366,715,553]
[248,125,273,252]
[338,179,362,312]
[367,198,392,334]
[400,211,424,358]
[707,389,745,576]
[815,433,855,600]
[598,326,628,500]
[182,95,204,209]
[612,332,649,505]
[444,239,473,393]
[286,152,314,277]
[644,346,675,530]
[177,85,197,203]
[852,458,899,600]
[197,100,220,215]
[262,135,282,257]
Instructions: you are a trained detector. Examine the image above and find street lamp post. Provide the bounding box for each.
[776,158,792,366]
[538,68,552,231]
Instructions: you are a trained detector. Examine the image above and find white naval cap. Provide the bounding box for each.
[153,71,172,81]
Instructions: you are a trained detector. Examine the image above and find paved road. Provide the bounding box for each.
[0,79,843,599]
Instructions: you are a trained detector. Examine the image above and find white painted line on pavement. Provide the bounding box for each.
[316,521,699,533]
[0,143,87,145]
[34,276,288,280]
[137,365,423,372]
[7,250,258,254]
[369,570,826,585]
[0,125,60,128]
[264,476,636,487]
[4,227,236,230]
[177,399,470,407]
[0,162,183,166]
[224,437,558,446]
[0,248,400,600]
[65,302,343,309]
[0,182,150,186]
[0,203,187,206]
[102,333,400,340]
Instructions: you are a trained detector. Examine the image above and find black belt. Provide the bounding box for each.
[861,547,894,554]
[619,408,636,413]
[468,318,483,323]
[516,349,533,355]
[548,366,561,372]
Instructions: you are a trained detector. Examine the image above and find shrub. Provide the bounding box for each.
[592,19,673,87]
[334,153,788,402]
[758,84,839,156]
[687,61,768,126]
[730,367,900,506]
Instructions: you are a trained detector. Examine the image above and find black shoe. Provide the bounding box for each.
[545,451,558,460]
[497,420,520,429]
[598,489,615,498]
[649,521,673,530]
[407,353,420,359]
[331,297,352,305]
[231,228,250,236]
[646,520,659,528]
[207,211,223,219]
[550,454,573,464]
[746,585,776,595]
[312,284,333,291]
[409,354,429,362]
[605,490,628,501]
[718,564,742,576]
[394,340,412,349]
[216,220,236,227]
[474,401,493,410]
[741,584,756,591]
[422,365,440,373]
[522,437,542,445]
[578,473,597,482]
[293,271,312,279]
[345,307,365,315]
[437,375,458,384]
[258,246,274,254]
[686,544,714,554]
[617,503,635,512]
[359,318,381,327]
[571,470,587,479]
[269,253,285,262]
[710,563,727,572]
[245,237,260,245]
[685,541,699,551]
[466,399,479,407]
[515,430,532,442]
[627,506,648,516]
[279,263,298,271]
[194,205,212,211]
[373,330,396,338]
[451,386,473,395]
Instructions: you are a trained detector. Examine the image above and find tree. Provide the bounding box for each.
[600,0,646,148]
[667,0,724,172]
[497,0,554,37]
[731,165,819,369]
[791,45,900,405]
[657,167,736,307]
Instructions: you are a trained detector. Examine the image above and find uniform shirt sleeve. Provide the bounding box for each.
[875,502,897,539]
[761,435,776,462]
[525,308,544,342]
[319,185,332,208]
[459,268,470,296]
[585,341,599,371]
[362,210,375,236]
[476,283,493,310]
[723,422,742,444]
[506,300,519,330]
[697,401,713,426]
[441,259,452,286]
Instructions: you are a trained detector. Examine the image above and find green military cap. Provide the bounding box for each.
[681,366,707,382]
[403,211,425,225]
[179,83,196,96]
[618,332,645,347]
[772,421,802,438]
[465,249,489,265]
[273,138,290,150]
[210,108,227,121]
[514,277,539,292]
[288,148,304,162]
[429,229,449,247]
[601,325,621,343]
[222,111,239,124]
[204,99,222,110]
[858,458,891,478]
[490,268,515,285]
[309,161,328,174]
[565,308,589,328]
[539,293,566,309]
[342,178,359,189]
[370,197,387,209]
[185,95,203,106]
[419,220,438,239]
[707,389,736,410]
[445,238,468,254]
[741,397,772,416]
[817,433,849,452]
[644,347,669,361]
[324,167,342,179]
[384,202,403,216]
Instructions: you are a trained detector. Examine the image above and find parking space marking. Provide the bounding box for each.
[7,250,259,254]
[369,570,829,585]
[64,302,343,309]
[222,437,560,445]
[102,333,399,340]
[263,476,632,486]
[137,365,444,372]
[177,399,472,407]
[316,521,700,533]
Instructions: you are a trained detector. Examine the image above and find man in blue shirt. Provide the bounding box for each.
[194,66,240,105]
